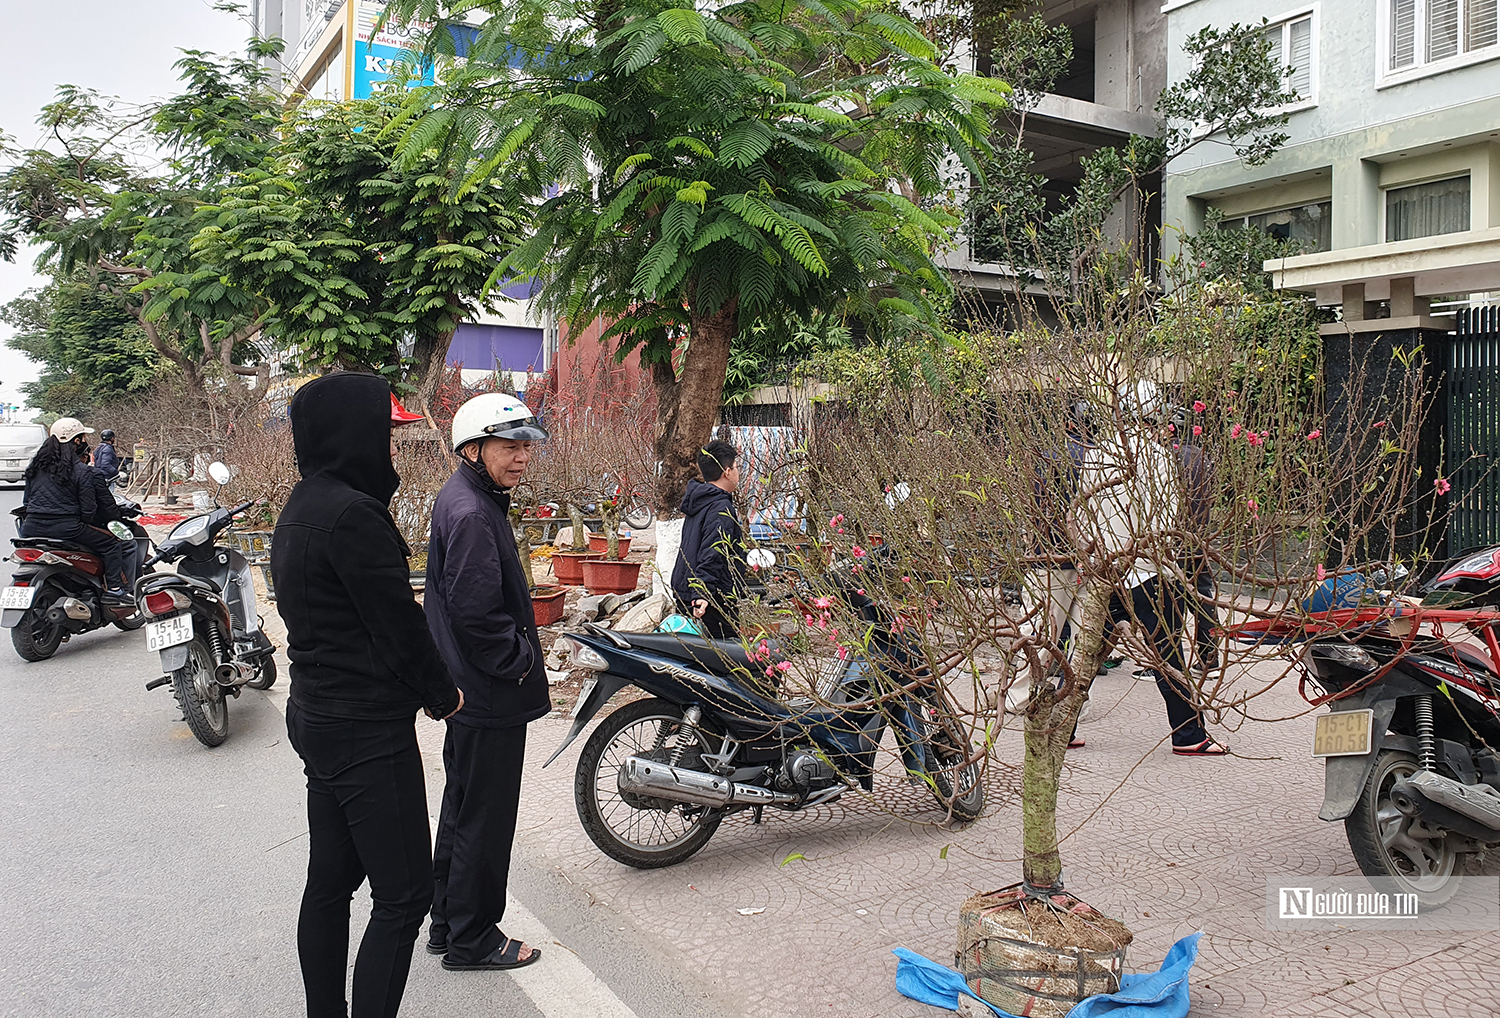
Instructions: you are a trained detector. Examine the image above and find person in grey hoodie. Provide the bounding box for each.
[670,440,746,639]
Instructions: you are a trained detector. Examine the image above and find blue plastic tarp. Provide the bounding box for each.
[894,931,1202,1018]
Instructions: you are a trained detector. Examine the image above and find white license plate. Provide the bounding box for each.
[146,615,194,652]
[0,586,36,609]
[2,460,20,469]
[1313,709,1375,758]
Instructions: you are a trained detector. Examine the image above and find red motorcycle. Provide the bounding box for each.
[1233,550,1500,904]
[3,505,151,661]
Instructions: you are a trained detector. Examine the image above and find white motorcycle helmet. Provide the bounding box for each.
[1118,380,1166,424]
[450,393,548,453]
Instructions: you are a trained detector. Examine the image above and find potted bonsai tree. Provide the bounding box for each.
[550,501,599,585]
[581,494,643,594]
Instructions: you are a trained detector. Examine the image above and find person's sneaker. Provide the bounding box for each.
[103,589,134,606]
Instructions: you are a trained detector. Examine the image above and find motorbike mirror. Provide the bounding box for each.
[208,462,231,486]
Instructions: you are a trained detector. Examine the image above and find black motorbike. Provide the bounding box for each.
[546,572,985,869]
[3,501,151,661]
[1242,550,1500,904]
[136,464,275,747]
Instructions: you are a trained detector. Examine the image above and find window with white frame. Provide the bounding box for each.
[1265,13,1316,103]
[1389,0,1498,71]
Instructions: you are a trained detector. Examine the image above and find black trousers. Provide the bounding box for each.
[430,722,527,965]
[1107,576,1208,747]
[20,517,127,590]
[286,703,433,1018]
[1183,560,1219,674]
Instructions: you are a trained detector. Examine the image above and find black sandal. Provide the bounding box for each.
[1172,737,1230,756]
[441,936,542,971]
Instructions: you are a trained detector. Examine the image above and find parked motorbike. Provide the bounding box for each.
[136,463,275,748]
[3,498,152,661]
[545,565,985,868]
[1238,551,1500,904]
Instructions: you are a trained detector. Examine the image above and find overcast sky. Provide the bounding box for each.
[0,1,249,416]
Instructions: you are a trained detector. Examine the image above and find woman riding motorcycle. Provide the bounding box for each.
[19,419,130,603]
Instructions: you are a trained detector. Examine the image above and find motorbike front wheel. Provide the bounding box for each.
[575,697,724,868]
[1346,749,1464,906]
[10,584,65,662]
[171,635,230,747]
[624,499,656,531]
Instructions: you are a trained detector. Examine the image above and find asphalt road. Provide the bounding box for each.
[0,483,738,1018]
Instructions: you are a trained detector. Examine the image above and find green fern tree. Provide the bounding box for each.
[386,0,1008,506]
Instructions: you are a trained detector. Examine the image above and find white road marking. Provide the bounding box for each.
[501,895,641,1018]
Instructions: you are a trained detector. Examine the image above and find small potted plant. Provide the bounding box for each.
[581,495,643,594]
[550,502,600,586]
[512,507,567,625]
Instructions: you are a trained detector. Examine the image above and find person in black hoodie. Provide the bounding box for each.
[670,439,746,639]
[423,393,549,972]
[272,374,463,1018]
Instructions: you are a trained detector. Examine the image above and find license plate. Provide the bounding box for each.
[1313,709,1374,758]
[146,615,194,652]
[0,586,36,609]
[2,460,19,469]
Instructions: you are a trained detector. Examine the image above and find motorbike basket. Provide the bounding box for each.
[957,886,1130,1018]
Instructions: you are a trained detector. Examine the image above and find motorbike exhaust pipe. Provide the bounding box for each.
[215,660,256,687]
[1390,769,1500,842]
[45,598,94,629]
[618,756,800,809]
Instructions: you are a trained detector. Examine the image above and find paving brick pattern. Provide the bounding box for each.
[510,661,1500,1018]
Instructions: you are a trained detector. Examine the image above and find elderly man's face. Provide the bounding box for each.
[467,437,534,489]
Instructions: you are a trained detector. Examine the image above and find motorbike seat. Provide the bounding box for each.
[11,537,96,555]
[620,631,783,676]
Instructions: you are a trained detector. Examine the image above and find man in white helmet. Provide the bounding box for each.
[423,393,549,972]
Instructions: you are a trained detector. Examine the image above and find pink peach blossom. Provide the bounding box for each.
[1436,478,1452,496]
[1192,425,1203,437]
[1231,423,1243,439]
[1192,400,1207,414]
[1305,429,1321,440]
[1317,564,1327,581]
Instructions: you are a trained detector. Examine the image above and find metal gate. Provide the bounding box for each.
[1447,305,1500,553]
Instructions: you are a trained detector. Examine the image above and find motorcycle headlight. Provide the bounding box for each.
[1312,642,1379,672]
[564,638,609,671]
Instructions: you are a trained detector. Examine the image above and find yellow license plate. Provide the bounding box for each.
[1312,709,1374,758]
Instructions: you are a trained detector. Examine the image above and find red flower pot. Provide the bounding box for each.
[531,585,567,627]
[551,550,599,586]
[580,558,644,595]
[587,533,633,557]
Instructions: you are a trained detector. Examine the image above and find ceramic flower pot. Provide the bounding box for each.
[587,532,632,557]
[580,558,643,595]
[551,550,599,586]
[531,585,568,626]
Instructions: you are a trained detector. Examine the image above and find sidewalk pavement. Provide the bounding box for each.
[242,556,1499,1017]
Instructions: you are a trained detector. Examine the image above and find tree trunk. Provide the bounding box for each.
[653,302,736,511]
[510,506,537,590]
[412,327,457,426]
[1019,579,1112,891]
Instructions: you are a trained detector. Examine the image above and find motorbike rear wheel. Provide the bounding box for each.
[10,584,65,662]
[1346,749,1464,906]
[112,609,148,632]
[246,653,276,690]
[624,499,655,531]
[575,697,724,868]
[171,635,230,747]
[924,699,985,822]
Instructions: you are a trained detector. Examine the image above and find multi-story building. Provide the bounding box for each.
[1163,0,1500,321]
[1164,0,1500,551]
[946,0,1165,304]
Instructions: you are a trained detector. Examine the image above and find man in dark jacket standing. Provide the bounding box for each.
[670,439,745,639]
[424,393,550,972]
[273,374,463,1018]
[93,429,120,482]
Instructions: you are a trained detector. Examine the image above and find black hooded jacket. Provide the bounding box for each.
[670,479,745,606]
[271,373,460,721]
[424,459,550,728]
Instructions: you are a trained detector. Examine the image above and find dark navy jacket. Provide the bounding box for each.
[93,442,120,481]
[273,374,460,722]
[671,479,745,606]
[22,459,97,521]
[425,462,550,729]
